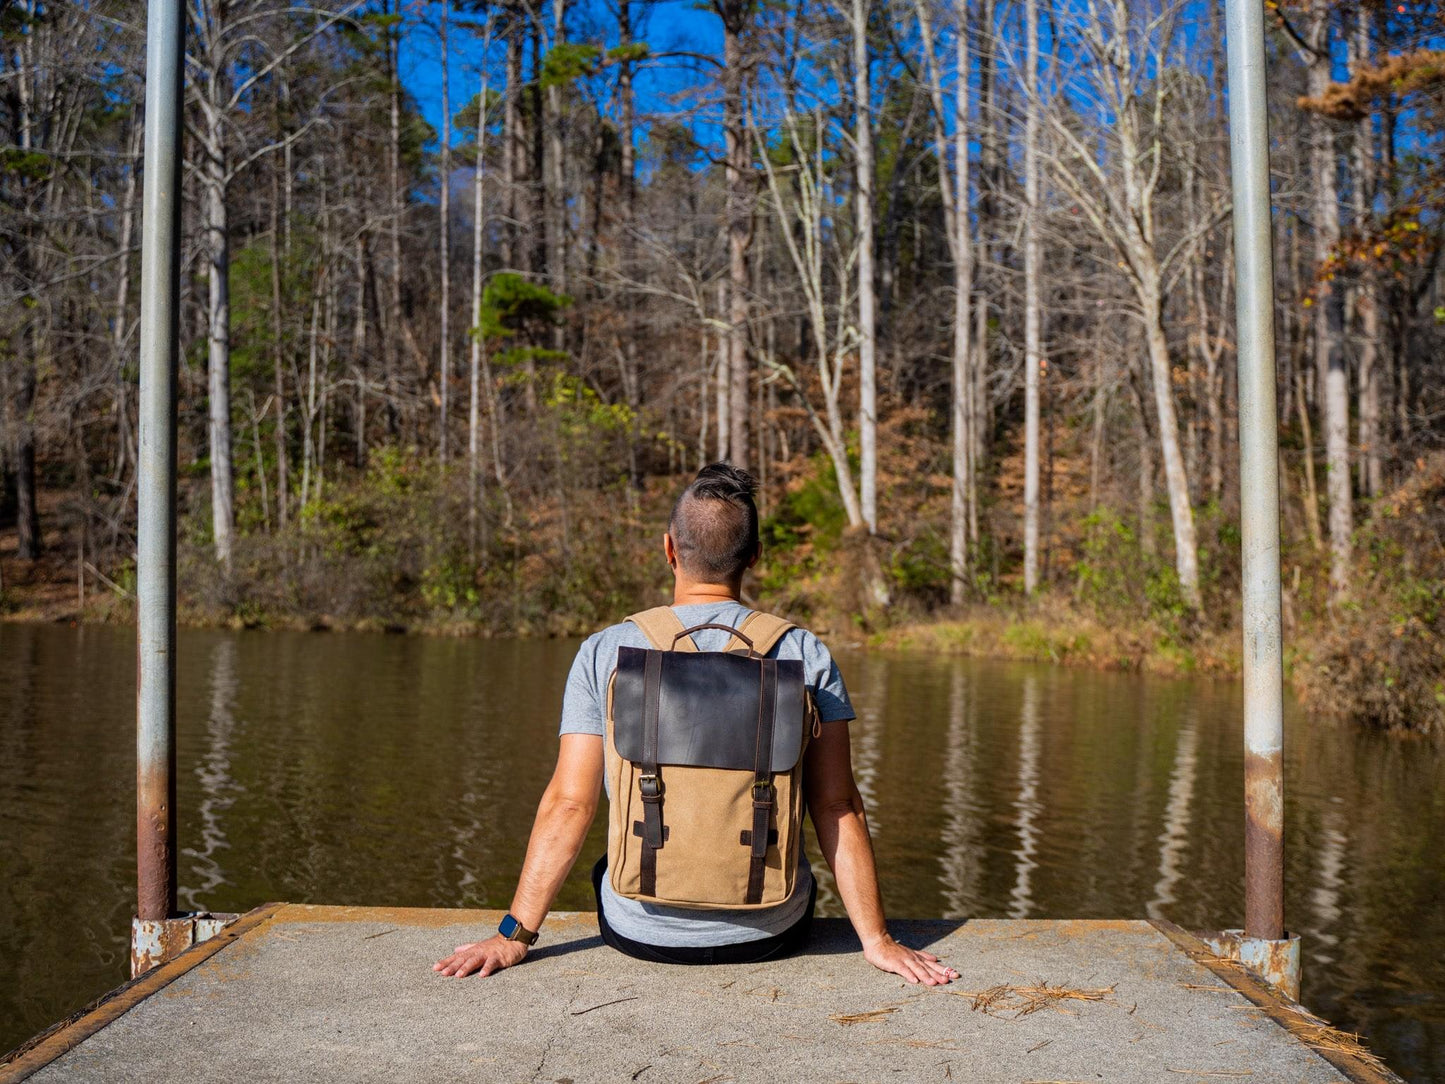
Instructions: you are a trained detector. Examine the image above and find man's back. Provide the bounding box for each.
[560,601,855,947]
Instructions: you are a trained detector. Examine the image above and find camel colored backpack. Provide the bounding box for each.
[604,606,819,910]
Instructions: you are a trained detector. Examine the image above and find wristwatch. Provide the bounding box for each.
[498,913,539,946]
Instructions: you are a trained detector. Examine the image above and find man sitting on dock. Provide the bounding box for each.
[434,464,956,985]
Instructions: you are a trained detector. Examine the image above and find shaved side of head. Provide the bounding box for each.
[668,463,760,582]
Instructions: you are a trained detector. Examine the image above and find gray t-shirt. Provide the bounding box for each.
[559,601,855,947]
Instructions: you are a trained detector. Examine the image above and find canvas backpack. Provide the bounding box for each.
[604,606,819,910]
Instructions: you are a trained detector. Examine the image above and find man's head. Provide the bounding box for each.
[665,463,761,589]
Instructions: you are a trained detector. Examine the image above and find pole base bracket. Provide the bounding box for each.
[1199,929,1301,1002]
[131,913,240,978]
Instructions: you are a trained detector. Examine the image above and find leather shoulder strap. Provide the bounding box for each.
[730,610,795,657]
[625,606,698,652]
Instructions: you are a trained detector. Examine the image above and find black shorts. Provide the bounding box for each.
[590,855,816,965]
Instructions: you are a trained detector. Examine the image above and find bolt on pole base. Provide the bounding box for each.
[130,913,239,978]
[1200,929,1302,1003]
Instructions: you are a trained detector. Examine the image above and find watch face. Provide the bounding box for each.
[499,914,519,939]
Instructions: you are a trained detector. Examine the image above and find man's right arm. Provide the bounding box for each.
[433,733,603,978]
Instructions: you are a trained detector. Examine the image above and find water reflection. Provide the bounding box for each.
[182,639,240,911]
[1008,673,1042,920]
[850,653,884,839]
[937,666,980,918]
[1308,803,1347,965]
[1148,711,1198,920]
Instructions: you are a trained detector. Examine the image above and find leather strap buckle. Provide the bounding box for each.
[639,774,662,799]
[752,781,773,805]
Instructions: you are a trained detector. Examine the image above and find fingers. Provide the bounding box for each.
[432,950,482,978]
[866,942,959,987]
[433,934,532,979]
[925,961,958,984]
[901,951,955,986]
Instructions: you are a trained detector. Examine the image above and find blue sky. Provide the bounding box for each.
[400,0,724,149]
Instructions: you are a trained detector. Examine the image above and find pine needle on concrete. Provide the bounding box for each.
[1282,1014,1389,1074]
[951,981,1116,1018]
[829,1006,901,1026]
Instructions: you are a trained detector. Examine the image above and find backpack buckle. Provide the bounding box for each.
[639,774,662,799]
[752,781,773,805]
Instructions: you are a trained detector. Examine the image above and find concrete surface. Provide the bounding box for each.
[12,906,1378,1083]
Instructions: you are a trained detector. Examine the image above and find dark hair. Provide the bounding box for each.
[668,463,761,582]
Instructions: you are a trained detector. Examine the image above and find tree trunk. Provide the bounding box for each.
[439,0,452,464]
[1350,10,1382,498]
[301,285,321,506]
[1130,358,1156,560]
[618,0,642,486]
[14,350,41,560]
[503,29,520,270]
[911,0,971,601]
[352,234,369,469]
[546,0,568,310]
[1295,368,1323,551]
[720,0,751,468]
[387,1,405,436]
[111,119,141,486]
[716,282,731,461]
[529,10,546,280]
[469,67,489,561]
[949,1,973,604]
[1022,0,1041,594]
[1143,287,1200,609]
[1307,5,1350,596]
[204,111,234,570]
[270,162,290,528]
[852,0,878,533]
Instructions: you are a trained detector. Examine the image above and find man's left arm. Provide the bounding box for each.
[433,733,603,978]
[803,720,958,986]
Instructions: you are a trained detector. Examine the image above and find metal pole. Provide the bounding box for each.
[1224,0,1285,943]
[136,0,184,926]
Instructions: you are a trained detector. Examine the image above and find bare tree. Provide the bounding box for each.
[913,0,973,603]
[716,0,752,467]
[1044,0,1211,610]
[851,0,878,534]
[1303,2,1351,598]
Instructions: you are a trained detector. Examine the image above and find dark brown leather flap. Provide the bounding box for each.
[611,647,807,772]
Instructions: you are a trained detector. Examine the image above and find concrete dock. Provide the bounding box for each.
[2,906,1398,1083]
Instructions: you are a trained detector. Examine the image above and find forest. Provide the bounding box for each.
[1,0,1442,731]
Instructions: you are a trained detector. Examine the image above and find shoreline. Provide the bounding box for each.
[2,587,1245,679]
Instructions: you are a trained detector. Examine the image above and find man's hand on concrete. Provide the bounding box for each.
[432,935,527,978]
[862,933,958,986]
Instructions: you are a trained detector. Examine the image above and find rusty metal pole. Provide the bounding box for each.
[1221,0,1299,1001]
[136,0,184,935]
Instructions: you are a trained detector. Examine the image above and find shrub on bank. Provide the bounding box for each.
[179,448,669,635]
[1296,457,1445,736]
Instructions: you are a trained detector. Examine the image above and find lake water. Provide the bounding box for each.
[1,622,1441,1080]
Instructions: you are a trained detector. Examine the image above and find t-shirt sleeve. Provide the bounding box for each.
[798,631,856,723]
[557,634,606,737]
